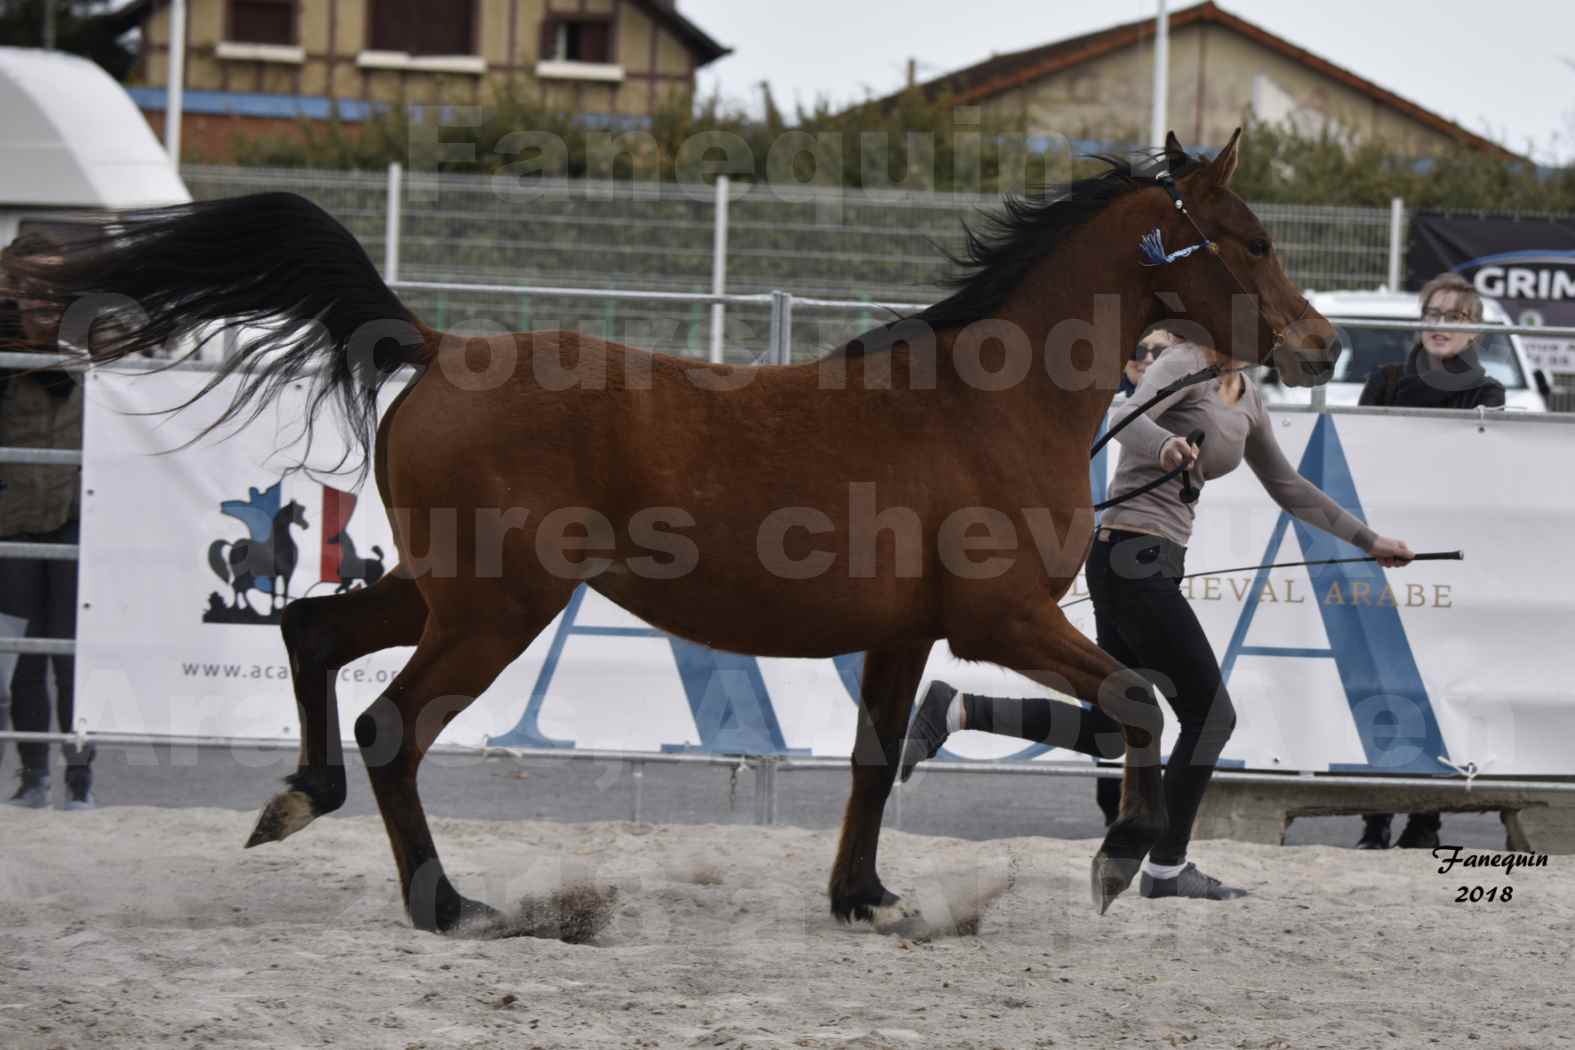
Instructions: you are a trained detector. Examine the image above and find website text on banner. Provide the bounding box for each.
[76,371,1573,775]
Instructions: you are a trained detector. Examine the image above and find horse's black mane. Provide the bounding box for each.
[833,150,1201,357]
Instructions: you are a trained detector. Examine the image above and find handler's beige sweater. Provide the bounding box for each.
[1101,342,1376,552]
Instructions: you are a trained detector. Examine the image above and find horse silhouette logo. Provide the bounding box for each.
[327,529,385,593]
[204,481,310,625]
[203,481,387,624]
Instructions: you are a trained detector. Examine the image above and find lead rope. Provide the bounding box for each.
[1094,167,1305,514]
[1091,366,1234,513]
[1090,166,1325,514]
[1072,171,1463,607]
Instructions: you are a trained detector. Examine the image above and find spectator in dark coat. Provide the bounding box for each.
[1357,273,1505,412]
[1353,272,1501,851]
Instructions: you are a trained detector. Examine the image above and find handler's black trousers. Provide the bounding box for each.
[963,529,1237,866]
[0,520,81,773]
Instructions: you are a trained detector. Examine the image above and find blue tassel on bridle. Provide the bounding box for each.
[1138,227,1212,267]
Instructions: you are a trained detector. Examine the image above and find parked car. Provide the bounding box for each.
[1258,290,1551,412]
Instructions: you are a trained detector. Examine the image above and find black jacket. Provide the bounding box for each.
[1358,344,1505,410]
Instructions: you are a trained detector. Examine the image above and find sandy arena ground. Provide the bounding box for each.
[1,806,1570,1050]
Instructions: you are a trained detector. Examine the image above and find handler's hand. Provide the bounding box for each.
[1159,435,1200,472]
[1370,535,1414,567]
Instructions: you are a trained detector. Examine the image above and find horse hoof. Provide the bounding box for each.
[425,894,504,938]
[830,883,899,926]
[870,897,928,939]
[437,895,505,936]
[410,867,504,935]
[1090,851,1141,915]
[244,790,316,848]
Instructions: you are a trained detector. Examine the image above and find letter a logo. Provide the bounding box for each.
[1221,416,1451,773]
[491,585,802,754]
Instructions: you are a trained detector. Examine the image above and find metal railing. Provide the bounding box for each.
[173,164,1417,364]
[5,729,1569,827]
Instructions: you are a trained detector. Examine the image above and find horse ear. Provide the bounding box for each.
[1205,127,1242,188]
[1164,131,1189,171]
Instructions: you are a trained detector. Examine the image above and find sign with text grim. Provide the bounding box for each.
[76,370,1575,775]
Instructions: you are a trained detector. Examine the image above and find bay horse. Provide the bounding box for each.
[9,130,1338,933]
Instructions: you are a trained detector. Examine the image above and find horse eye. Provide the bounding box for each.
[1248,238,1271,258]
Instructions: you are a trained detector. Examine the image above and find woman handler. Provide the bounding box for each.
[900,338,1415,900]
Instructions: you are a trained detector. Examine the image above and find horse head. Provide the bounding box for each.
[281,500,309,531]
[1139,129,1338,386]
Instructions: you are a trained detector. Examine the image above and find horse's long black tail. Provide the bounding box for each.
[2,192,429,476]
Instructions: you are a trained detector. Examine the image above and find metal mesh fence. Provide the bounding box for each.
[184,164,392,262]
[1252,202,1395,293]
[184,164,1397,364]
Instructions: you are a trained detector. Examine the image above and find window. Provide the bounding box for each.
[1333,325,1527,390]
[369,0,475,56]
[540,16,613,64]
[228,0,295,45]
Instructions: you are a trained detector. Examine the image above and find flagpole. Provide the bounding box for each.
[165,0,187,170]
[1150,0,1169,149]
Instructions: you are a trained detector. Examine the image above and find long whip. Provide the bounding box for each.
[1058,550,1464,609]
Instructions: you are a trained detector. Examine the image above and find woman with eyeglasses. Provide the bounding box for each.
[1357,273,1506,412]
[1349,272,1501,852]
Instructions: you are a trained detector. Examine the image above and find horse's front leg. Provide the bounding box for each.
[829,640,932,928]
[355,614,545,933]
[955,603,1167,914]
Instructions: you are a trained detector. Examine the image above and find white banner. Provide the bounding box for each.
[77,370,1575,775]
[1520,333,1575,374]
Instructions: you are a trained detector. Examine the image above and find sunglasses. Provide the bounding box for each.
[1135,343,1169,360]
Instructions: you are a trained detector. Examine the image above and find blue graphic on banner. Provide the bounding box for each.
[1220,415,1451,774]
[664,640,807,755]
[219,483,282,593]
[493,586,808,754]
[832,652,865,701]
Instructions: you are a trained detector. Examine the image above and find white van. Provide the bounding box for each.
[0,46,189,243]
[1259,290,1551,412]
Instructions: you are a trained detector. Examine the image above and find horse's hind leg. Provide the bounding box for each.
[355,588,568,933]
[246,568,427,847]
[829,640,932,927]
